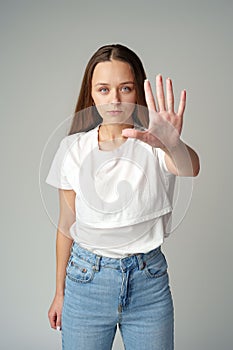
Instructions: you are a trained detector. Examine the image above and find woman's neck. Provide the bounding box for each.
[98,122,134,141]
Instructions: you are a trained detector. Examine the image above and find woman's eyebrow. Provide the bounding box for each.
[94,81,135,87]
[94,83,109,86]
[120,81,135,85]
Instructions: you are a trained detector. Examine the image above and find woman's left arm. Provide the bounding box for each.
[163,140,200,176]
[122,75,200,177]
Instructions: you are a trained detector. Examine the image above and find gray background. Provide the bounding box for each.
[1,0,232,349]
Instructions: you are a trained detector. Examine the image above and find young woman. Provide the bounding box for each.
[46,44,200,350]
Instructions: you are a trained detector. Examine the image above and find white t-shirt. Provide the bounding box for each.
[45,124,176,258]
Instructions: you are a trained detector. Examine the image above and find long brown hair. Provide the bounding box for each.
[68,44,149,135]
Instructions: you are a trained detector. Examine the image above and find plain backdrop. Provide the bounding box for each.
[1,0,232,349]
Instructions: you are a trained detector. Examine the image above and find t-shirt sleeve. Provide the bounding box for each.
[45,136,73,190]
[157,148,173,175]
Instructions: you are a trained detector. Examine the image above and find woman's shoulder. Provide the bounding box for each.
[60,129,89,146]
[62,130,86,142]
[60,126,97,152]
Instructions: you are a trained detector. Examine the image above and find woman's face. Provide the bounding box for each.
[91,59,137,125]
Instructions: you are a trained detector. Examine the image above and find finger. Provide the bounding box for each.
[122,128,148,142]
[48,312,57,330]
[177,90,186,117]
[166,78,174,113]
[144,79,157,112]
[56,313,62,331]
[156,74,166,112]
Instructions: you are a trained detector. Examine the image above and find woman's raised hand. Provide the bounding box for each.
[122,75,186,152]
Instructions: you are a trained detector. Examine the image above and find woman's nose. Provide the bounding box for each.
[110,89,121,104]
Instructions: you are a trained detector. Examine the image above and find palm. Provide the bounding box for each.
[122,75,186,152]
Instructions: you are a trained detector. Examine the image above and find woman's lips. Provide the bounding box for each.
[107,110,123,115]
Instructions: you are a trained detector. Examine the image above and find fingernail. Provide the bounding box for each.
[157,74,162,81]
[57,326,61,331]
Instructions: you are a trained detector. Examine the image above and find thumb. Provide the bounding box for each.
[122,128,137,138]
[122,128,148,142]
[56,313,62,331]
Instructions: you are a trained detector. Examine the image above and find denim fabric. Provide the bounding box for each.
[62,242,174,350]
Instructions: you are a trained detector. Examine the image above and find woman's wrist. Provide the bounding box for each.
[55,280,65,298]
[55,290,65,298]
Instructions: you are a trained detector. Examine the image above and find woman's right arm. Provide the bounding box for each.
[48,189,76,330]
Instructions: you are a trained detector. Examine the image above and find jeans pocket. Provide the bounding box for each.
[143,251,168,279]
[66,256,95,283]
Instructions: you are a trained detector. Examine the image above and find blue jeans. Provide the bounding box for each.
[62,242,174,350]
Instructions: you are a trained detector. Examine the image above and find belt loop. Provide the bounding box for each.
[136,254,146,270]
[93,255,102,272]
[70,240,75,254]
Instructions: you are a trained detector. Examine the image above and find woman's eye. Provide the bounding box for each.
[99,87,108,93]
[121,86,132,93]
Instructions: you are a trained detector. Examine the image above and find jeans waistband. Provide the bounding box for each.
[70,242,161,272]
